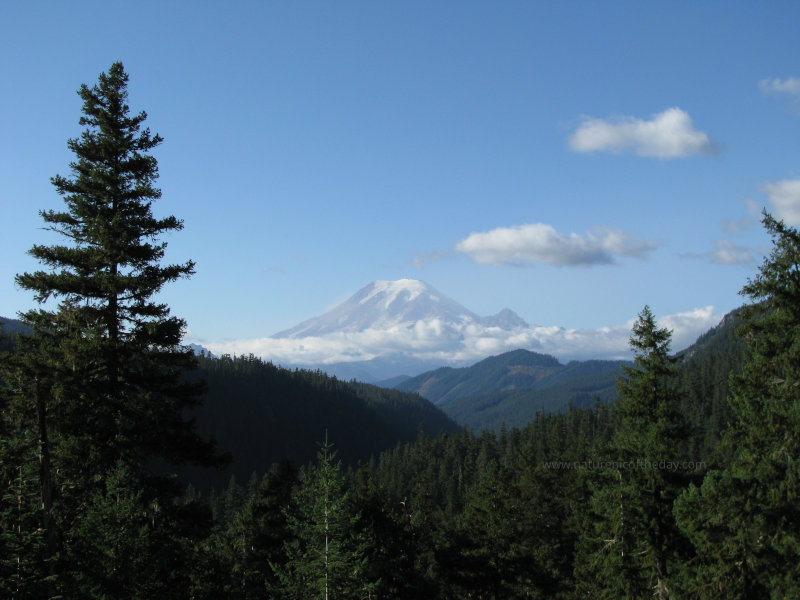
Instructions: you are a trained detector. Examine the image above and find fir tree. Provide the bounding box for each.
[226,460,299,599]
[1,62,222,596]
[449,460,550,599]
[675,213,800,598]
[274,438,377,600]
[0,432,58,599]
[579,307,689,599]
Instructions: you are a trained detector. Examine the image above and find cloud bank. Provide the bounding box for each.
[760,77,800,99]
[569,107,716,158]
[203,306,721,367]
[454,223,657,267]
[763,179,800,226]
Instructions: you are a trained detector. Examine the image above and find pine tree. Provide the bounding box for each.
[1,62,221,596]
[0,432,58,599]
[675,213,800,597]
[274,438,377,600]
[349,466,424,599]
[226,460,299,599]
[579,307,690,598]
[449,460,560,599]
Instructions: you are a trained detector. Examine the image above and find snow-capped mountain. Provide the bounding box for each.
[273,279,528,339]
[204,279,721,383]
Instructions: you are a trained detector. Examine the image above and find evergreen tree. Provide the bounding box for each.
[226,460,299,599]
[0,432,58,599]
[274,438,377,600]
[1,62,221,596]
[675,213,800,598]
[349,467,426,599]
[448,460,546,599]
[578,307,689,599]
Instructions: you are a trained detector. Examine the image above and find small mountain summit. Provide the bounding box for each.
[481,307,530,330]
[273,279,528,339]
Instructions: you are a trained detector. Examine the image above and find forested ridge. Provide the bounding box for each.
[181,353,458,492]
[2,63,799,599]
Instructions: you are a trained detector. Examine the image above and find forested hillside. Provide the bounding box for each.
[201,282,784,599]
[0,316,27,352]
[184,354,458,491]
[394,349,564,403]
[442,362,622,430]
[0,315,458,493]
[392,347,627,430]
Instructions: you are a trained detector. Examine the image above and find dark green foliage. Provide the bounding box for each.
[183,353,458,491]
[577,307,691,599]
[348,467,431,599]
[675,308,746,460]
[0,317,29,353]
[393,348,628,430]
[675,213,800,598]
[0,433,59,599]
[395,349,563,406]
[443,362,623,431]
[273,439,377,599]
[0,63,221,597]
[206,461,299,599]
[66,462,212,599]
[444,460,564,599]
[348,379,458,437]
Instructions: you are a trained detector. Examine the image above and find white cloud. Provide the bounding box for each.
[763,179,800,226]
[681,239,756,265]
[454,223,657,267]
[707,240,756,265]
[202,306,722,366]
[760,77,800,99]
[569,107,716,158]
[659,306,720,351]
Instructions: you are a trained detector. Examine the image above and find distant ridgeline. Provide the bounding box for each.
[392,349,628,431]
[0,315,29,352]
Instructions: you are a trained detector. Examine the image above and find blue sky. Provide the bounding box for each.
[2,2,799,362]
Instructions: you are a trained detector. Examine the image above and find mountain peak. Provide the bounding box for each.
[357,279,432,308]
[481,308,529,329]
[272,278,526,338]
[273,279,479,339]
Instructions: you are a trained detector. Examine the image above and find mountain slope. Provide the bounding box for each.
[391,348,630,430]
[0,316,30,352]
[444,366,623,431]
[183,354,459,491]
[274,278,527,338]
[394,349,563,406]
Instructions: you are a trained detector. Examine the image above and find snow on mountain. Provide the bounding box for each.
[273,279,528,339]
[204,279,722,380]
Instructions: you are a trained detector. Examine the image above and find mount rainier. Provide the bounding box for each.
[274,279,528,339]
[205,278,721,382]
[269,279,531,381]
